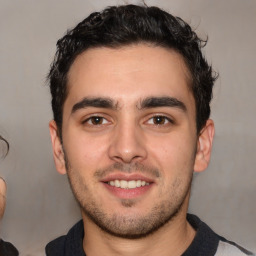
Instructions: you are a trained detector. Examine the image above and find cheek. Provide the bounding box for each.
[147,133,196,173]
[63,130,109,168]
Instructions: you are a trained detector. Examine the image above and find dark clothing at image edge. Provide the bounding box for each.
[45,214,255,256]
[0,239,19,256]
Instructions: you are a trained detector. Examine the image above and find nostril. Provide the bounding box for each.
[108,130,147,163]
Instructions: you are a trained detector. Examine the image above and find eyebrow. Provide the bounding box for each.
[138,96,187,112]
[71,97,116,114]
[71,96,187,114]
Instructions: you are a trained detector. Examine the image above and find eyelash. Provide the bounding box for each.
[82,114,174,127]
[82,115,110,126]
[146,115,174,126]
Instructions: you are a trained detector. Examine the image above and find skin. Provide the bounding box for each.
[0,178,6,220]
[50,44,214,256]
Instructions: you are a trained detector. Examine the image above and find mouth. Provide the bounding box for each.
[107,180,150,189]
[101,174,154,199]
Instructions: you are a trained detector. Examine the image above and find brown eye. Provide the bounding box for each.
[84,116,108,125]
[153,116,166,125]
[147,115,173,125]
[91,116,103,125]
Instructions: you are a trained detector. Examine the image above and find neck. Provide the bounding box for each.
[82,197,195,256]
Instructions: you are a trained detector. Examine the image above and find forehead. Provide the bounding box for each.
[65,44,194,110]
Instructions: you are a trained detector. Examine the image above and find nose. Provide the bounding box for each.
[108,121,147,163]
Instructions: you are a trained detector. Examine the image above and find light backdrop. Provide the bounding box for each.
[0,0,255,255]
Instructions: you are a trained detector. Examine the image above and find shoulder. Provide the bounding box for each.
[0,239,19,256]
[45,235,66,256]
[45,220,84,256]
[185,214,255,256]
[215,237,255,256]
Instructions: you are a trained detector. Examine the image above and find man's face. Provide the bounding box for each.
[50,44,212,238]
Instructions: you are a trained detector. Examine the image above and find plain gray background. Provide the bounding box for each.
[0,0,255,255]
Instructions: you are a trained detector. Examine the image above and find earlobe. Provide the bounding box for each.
[194,119,215,173]
[49,120,67,175]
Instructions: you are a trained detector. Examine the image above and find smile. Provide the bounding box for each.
[108,180,150,189]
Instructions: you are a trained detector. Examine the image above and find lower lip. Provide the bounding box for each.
[102,183,153,199]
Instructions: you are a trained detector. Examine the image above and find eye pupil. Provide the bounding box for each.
[153,116,165,125]
[92,117,102,125]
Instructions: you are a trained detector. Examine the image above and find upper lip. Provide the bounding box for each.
[100,173,155,183]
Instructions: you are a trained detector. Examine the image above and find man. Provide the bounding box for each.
[46,4,254,256]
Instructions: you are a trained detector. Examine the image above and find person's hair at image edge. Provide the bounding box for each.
[48,4,218,138]
[0,136,9,158]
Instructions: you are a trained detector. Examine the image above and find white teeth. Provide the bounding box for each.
[108,180,150,189]
[114,180,120,187]
[136,180,142,187]
[120,180,128,188]
[128,180,137,189]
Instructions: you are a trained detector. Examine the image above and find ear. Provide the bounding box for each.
[194,119,215,173]
[49,120,67,175]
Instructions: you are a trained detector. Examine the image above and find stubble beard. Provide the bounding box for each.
[65,155,193,239]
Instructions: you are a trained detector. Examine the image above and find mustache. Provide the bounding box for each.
[94,162,161,179]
